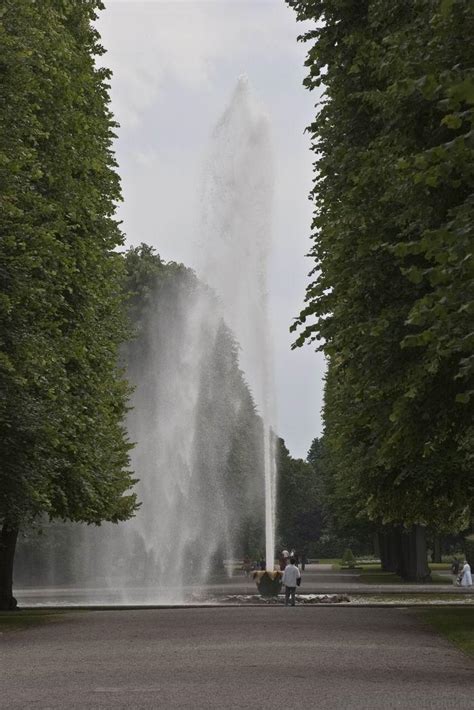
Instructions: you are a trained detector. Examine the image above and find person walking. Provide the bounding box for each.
[282,556,300,606]
[461,559,472,587]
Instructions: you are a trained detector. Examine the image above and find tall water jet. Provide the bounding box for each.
[14,78,276,602]
[94,253,267,602]
[197,76,277,571]
[15,255,266,604]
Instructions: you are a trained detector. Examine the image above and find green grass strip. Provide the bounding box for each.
[358,572,453,585]
[0,610,65,633]
[420,609,474,657]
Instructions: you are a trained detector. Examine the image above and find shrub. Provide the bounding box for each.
[342,548,356,569]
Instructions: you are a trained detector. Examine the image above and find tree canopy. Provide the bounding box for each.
[0,0,136,607]
[123,245,266,564]
[287,0,474,530]
[13,245,268,589]
[276,437,323,552]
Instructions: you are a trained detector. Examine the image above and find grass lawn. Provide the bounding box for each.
[314,558,343,566]
[420,608,474,657]
[359,572,402,584]
[355,593,474,603]
[430,574,454,585]
[0,610,65,633]
[359,571,453,585]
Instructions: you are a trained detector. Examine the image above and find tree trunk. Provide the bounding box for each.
[387,529,402,573]
[433,535,442,564]
[379,527,402,572]
[0,525,19,610]
[373,532,380,560]
[378,530,388,570]
[398,525,431,582]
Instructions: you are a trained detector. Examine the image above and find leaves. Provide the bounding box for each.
[287,0,474,528]
[124,245,266,557]
[0,1,137,530]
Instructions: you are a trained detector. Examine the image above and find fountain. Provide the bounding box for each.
[91,76,279,602]
[197,76,278,575]
[14,77,278,605]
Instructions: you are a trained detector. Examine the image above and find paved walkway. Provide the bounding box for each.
[1,607,472,709]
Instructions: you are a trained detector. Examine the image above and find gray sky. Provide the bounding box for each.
[97,0,326,459]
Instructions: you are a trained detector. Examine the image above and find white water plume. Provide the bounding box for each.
[14,77,277,602]
[197,76,277,571]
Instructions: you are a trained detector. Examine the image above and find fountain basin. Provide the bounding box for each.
[221,593,351,605]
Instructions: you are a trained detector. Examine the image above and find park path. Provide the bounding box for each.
[1,607,472,709]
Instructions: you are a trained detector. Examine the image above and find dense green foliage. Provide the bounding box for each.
[14,246,266,584]
[0,1,137,606]
[124,245,266,561]
[465,534,474,567]
[342,548,356,568]
[276,437,323,552]
[277,435,372,558]
[306,436,374,557]
[287,0,474,529]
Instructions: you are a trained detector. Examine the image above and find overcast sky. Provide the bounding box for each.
[97,0,326,459]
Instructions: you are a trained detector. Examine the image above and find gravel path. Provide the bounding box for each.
[1,607,472,709]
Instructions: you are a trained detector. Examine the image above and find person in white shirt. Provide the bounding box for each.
[282,557,301,606]
[461,560,472,587]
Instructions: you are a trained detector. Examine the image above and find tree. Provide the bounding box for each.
[124,245,266,564]
[276,438,323,552]
[287,1,473,546]
[0,1,137,609]
[307,433,375,558]
[13,244,268,587]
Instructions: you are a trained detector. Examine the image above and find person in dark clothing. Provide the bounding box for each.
[301,551,308,571]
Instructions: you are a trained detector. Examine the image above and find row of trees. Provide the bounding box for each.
[14,245,266,587]
[1,0,304,605]
[0,1,138,608]
[276,438,323,554]
[287,0,473,578]
[276,435,375,560]
[124,245,266,569]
